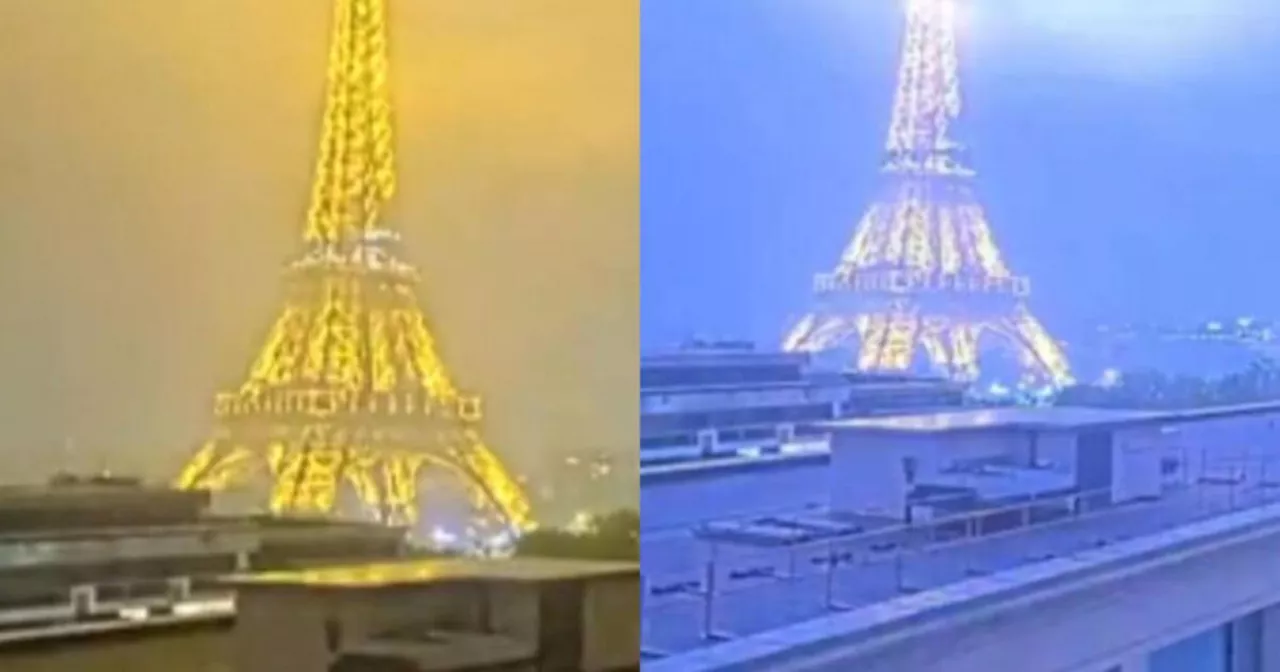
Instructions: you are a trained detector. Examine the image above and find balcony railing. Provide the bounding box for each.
[641,453,1280,657]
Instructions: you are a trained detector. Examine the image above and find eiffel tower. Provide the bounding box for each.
[175,0,532,533]
[784,0,1073,387]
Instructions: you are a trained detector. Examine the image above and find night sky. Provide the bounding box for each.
[0,1,638,485]
[6,0,1280,484]
[641,0,1280,350]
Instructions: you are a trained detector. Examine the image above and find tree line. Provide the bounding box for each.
[1056,358,1280,409]
[513,508,639,561]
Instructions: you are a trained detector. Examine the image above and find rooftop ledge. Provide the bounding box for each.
[646,498,1280,672]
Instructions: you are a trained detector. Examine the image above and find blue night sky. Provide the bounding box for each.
[641,0,1280,351]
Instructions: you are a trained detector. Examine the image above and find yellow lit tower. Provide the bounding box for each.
[175,0,532,533]
[784,0,1073,387]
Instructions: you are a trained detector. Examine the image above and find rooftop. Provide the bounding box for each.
[646,497,1280,672]
[640,375,961,398]
[821,399,1280,435]
[821,406,1157,434]
[643,480,1279,659]
[641,400,1280,663]
[641,349,804,367]
[229,556,638,589]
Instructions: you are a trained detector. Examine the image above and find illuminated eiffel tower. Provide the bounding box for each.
[175,0,532,533]
[785,0,1072,387]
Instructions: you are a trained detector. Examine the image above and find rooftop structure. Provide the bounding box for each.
[824,401,1280,435]
[236,556,636,589]
[0,476,408,646]
[0,476,210,531]
[641,400,1280,670]
[225,556,640,672]
[823,406,1158,434]
[641,347,965,467]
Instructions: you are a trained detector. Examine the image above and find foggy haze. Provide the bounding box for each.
[641,0,1280,349]
[0,0,638,504]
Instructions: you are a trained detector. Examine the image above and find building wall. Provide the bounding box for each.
[231,583,501,672]
[0,623,232,672]
[1099,411,1280,502]
[829,430,1032,518]
[640,458,828,531]
[1015,430,1077,470]
[642,408,1280,534]
[1164,412,1280,482]
[1260,604,1280,672]
[581,575,641,671]
[828,434,906,518]
[1112,427,1165,501]
[826,411,1280,519]
[768,522,1280,672]
[231,576,638,672]
[1175,413,1280,456]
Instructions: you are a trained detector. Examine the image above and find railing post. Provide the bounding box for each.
[1197,459,1207,511]
[70,584,95,619]
[823,542,836,608]
[824,541,851,611]
[168,576,192,602]
[1230,465,1238,511]
[700,560,714,640]
[699,560,731,642]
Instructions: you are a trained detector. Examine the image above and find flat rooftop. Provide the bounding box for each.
[821,406,1155,434]
[821,399,1280,435]
[641,376,961,398]
[230,556,638,589]
[0,514,401,543]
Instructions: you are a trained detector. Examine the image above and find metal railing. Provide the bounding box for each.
[0,576,234,634]
[641,453,1280,656]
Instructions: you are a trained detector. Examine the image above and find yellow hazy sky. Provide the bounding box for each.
[0,0,638,495]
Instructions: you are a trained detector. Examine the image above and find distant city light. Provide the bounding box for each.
[483,530,515,555]
[429,526,458,548]
[566,511,595,534]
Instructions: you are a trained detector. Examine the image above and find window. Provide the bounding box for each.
[1148,624,1228,672]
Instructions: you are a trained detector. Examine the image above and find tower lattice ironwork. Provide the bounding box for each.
[784,0,1072,386]
[175,0,532,532]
